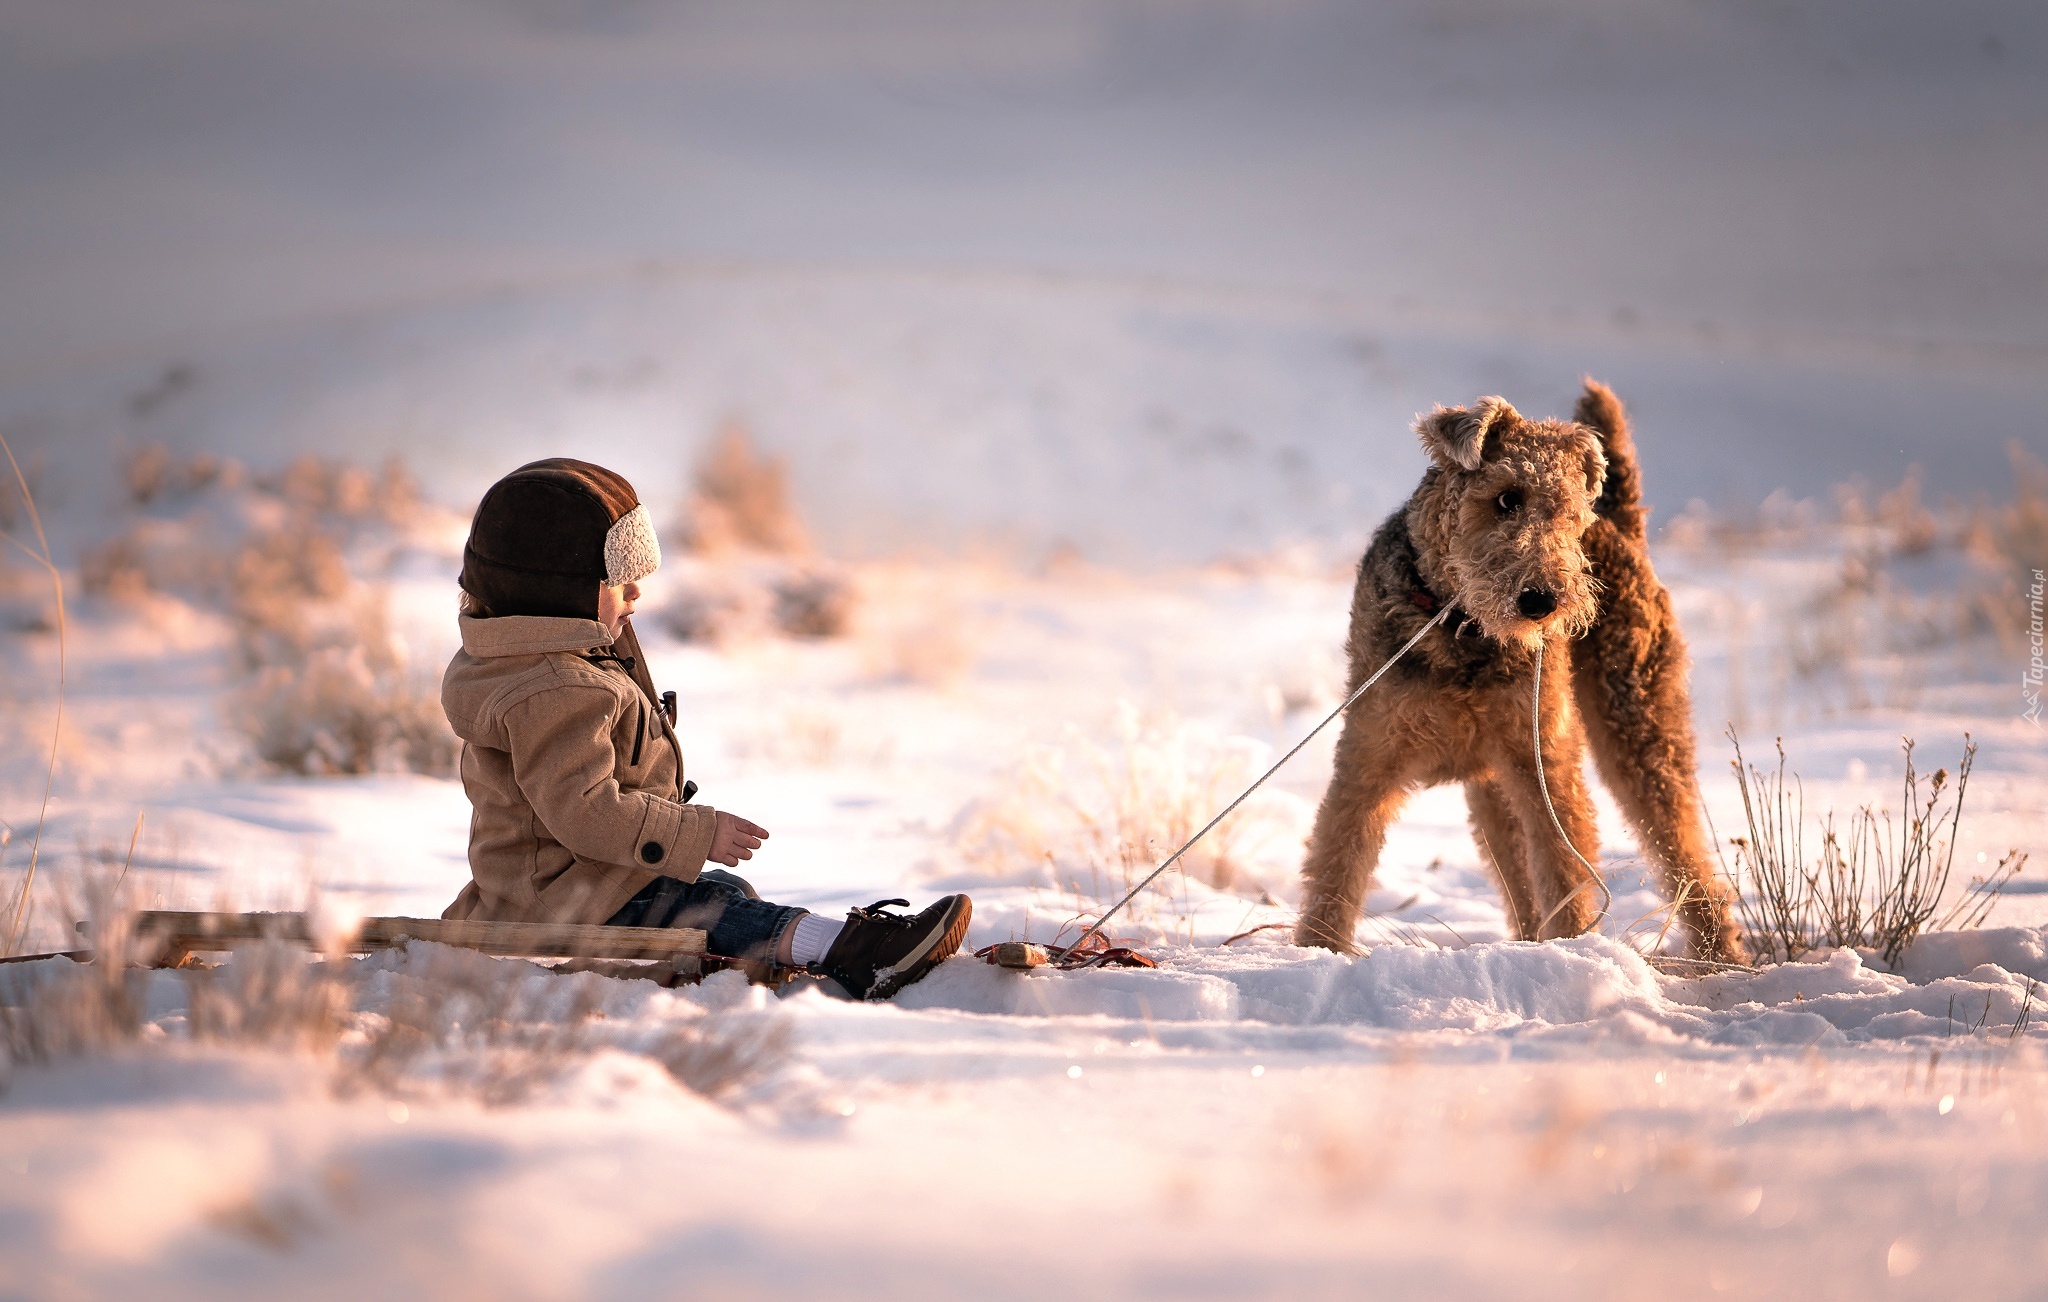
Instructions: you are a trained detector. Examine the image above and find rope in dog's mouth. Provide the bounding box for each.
[1065,607,1612,960]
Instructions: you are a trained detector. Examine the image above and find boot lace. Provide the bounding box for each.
[854,898,912,923]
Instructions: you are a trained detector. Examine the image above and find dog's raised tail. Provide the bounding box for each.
[1574,378,1645,538]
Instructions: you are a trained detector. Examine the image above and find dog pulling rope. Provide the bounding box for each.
[1067,609,1611,958]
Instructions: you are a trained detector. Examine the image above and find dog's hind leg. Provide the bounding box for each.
[1573,380,1745,961]
[1296,711,1423,954]
[1572,521,1747,962]
[1465,779,1541,941]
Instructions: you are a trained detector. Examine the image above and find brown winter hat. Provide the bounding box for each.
[460,458,661,621]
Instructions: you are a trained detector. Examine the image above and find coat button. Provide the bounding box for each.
[640,841,664,864]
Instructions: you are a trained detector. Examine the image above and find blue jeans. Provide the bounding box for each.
[606,869,806,962]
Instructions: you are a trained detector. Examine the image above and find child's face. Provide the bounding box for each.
[597,579,640,634]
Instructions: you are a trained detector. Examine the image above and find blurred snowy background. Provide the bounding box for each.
[5,0,2046,530]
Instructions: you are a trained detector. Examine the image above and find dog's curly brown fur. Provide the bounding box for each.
[1295,380,1745,962]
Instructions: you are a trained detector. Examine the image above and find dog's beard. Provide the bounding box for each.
[1459,578,1598,649]
[1490,616,1549,652]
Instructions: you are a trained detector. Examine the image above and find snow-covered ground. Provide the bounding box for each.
[8,943,2048,1299]
[3,271,2046,1297]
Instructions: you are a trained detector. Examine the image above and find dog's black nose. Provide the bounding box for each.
[1517,588,1557,620]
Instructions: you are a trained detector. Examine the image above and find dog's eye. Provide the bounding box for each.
[1495,489,1523,514]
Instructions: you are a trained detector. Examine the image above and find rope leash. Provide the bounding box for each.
[1064,606,1449,957]
[1065,611,1614,959]
[1529,638,1614,934]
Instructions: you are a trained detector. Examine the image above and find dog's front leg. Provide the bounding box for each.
[1488,674,1604,941]
[1296,708,1422,954]
[1465,779,1541,940]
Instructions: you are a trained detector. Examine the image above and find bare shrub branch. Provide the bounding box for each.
[0,431,66,957]
[1716,729,2026,966]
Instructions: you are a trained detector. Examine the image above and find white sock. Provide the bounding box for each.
[788,912,844,966]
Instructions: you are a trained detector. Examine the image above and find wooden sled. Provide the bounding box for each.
[7,911,799,989]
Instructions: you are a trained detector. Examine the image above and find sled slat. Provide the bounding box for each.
[354,917,708,960]
[86,911,710,963]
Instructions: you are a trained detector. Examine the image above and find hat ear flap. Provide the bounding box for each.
[604,504,662,585]
[462,461,643,620]
[1416,396,1517,471]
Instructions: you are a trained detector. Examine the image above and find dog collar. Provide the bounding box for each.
[1407,585,1476,637]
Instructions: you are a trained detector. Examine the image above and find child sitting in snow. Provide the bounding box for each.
[439,457,971,999]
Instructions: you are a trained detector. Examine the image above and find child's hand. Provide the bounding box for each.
[708,811,769,866]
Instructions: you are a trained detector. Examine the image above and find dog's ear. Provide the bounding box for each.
[1416,397,1517,471]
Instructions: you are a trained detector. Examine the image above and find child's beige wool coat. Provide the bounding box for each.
[439,615,717,924]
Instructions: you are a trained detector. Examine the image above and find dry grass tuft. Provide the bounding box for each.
[85,451,418,609]
[658,559,855,646]
[0,887,157,1066]
[680,422,809,557]
[656,424,857,645]
[78,448,457,776]
[335,948,796,1108]
[3,908,793,1111]
[230,593,455,777]
[1949,442,2048,593]
[1670,458,2048,716]
[0,431,66,959]
[233,654,454,776]
[1714,730,2025,967]
[954,703,1308,909]
[860,602,979,688]
[266,453,420,528]
[228,525,352,634]
[337,948,609,1106]
[0,954,146,1069]
[124,443,239,506]
[773,568,857,639]
[660,564,772,645]
[186,939,351,1055]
